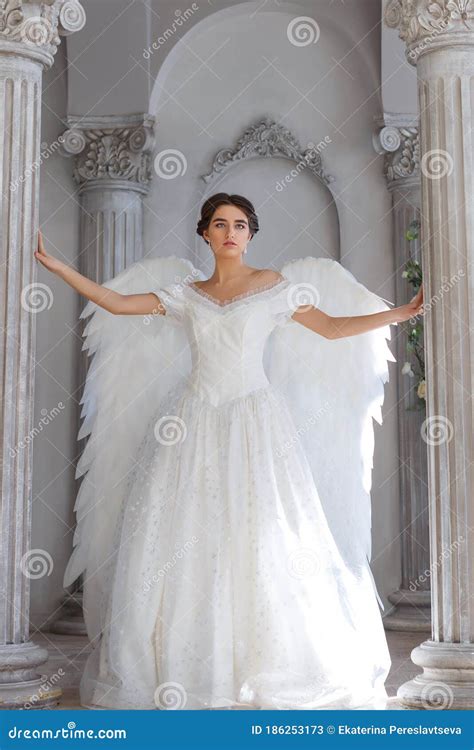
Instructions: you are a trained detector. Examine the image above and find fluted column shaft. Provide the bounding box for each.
[374,120,431,632]
[0,0,85,709]
[385,0,474,709]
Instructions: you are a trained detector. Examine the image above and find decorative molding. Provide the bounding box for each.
[201,117,334,186]
[0,1,85,58]
[384,0,474,63]
[373,122,420,189]
[61,114,156,191]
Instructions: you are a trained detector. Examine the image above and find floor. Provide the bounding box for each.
[30,628,424,710]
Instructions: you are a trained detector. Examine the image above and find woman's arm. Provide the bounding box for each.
[292,285,424,339]
[34,229,164,316]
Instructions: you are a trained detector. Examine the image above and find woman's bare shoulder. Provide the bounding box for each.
[251,268,285,284]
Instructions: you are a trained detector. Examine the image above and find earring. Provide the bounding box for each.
[243,245,248,254]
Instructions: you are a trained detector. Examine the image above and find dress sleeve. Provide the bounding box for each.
[269,279,297,327]
[153,282,186,323]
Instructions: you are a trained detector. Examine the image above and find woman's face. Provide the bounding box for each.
[203,204,252,256]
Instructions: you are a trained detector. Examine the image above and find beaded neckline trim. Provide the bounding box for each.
[187,276,287,307]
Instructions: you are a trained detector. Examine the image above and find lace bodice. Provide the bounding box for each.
[156,277,295,407]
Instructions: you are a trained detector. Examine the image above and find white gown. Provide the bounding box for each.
[63,255,396,711]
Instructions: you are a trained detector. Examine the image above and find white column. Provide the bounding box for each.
[373,118,431,632]
[0,0,86,708]
[385,0,474,709]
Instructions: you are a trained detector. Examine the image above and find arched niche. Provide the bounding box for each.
[196,117,340,271]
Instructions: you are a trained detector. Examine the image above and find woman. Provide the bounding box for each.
[36,193,423,710]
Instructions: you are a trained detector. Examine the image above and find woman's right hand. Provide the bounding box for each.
[34,229,66,275]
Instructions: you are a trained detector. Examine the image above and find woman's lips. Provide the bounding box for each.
[224,241,237,246]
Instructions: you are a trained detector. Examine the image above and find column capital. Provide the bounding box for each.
[60,113,156,194]
[0,0,86,67]
[373,115,420,191]
[384,0,474,64]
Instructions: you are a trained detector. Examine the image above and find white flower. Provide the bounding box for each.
[417,379,426,400]
[402,362,415,377]
[402,270,409,278]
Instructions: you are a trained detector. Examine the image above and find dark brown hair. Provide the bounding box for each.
[196,193,259,245]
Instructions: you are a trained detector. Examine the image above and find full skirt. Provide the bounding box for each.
[80,380,391,710]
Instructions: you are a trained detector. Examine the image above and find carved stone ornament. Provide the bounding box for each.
[61,116,156,190]
[373,124,420,186]
[201,117,334,186]
[0,0,85,58]
[384,0,474,62]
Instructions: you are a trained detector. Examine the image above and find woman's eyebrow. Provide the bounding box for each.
[211,217,248,224]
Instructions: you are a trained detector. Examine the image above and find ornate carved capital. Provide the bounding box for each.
[384,0,474,63]
[0,0,85,65]
[60,114,156,193]
[373,117,420,189]
[201,117,334,186]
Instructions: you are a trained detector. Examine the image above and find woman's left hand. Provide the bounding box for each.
[395,284,424,323]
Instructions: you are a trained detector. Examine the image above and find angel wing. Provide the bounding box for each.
[62,255,201,642]
[264,257,396,607]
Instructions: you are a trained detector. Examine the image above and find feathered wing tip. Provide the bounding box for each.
[266,256,396,609]
[63,255,201,640]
